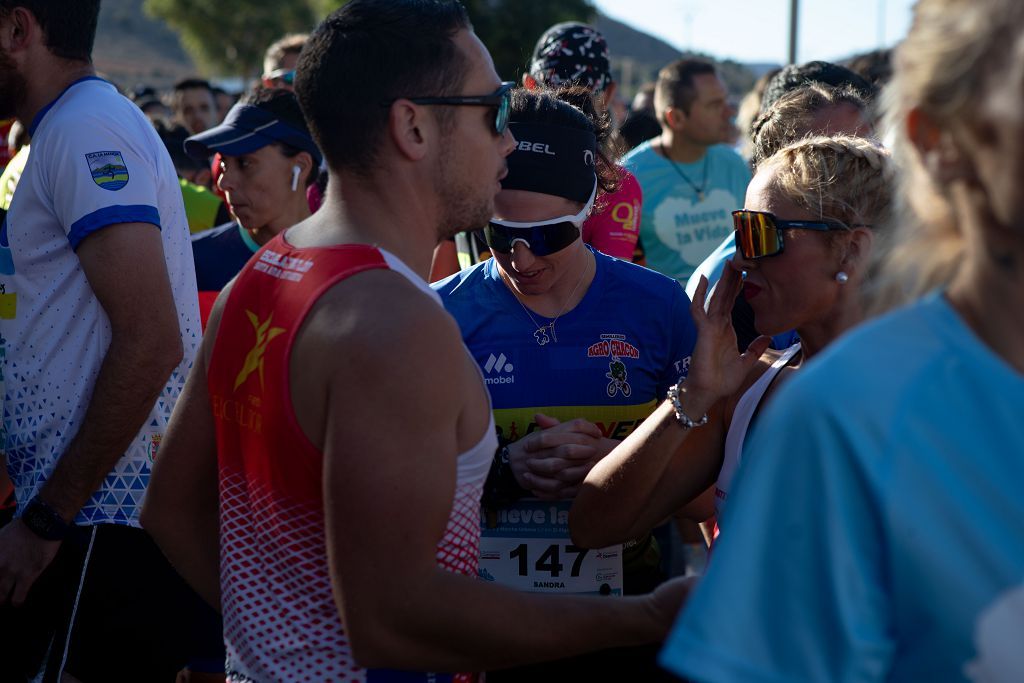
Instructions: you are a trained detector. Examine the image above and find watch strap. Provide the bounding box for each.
[21,496,72,541]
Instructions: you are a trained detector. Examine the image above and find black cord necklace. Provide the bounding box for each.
[660,142,709,202]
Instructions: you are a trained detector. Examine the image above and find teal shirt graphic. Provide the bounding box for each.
[660,292,1024,682]
[623,141,750,282]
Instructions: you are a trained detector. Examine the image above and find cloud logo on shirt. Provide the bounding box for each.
[964,581,1024,682]
[651,188,738,268]
[86,150,129,191]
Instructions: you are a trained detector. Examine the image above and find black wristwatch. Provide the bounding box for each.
[21,496,72,541]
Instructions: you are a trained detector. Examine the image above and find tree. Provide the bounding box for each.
[144,0,320,77]
[463,0,596,81]
[316,0,595,79]
[147,0,592,81]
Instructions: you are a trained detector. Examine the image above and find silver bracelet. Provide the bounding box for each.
[666,382,709,429]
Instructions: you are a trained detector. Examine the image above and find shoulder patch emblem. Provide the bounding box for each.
[85,151,129,191]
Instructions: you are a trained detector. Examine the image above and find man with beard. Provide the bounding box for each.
[141,1,692,681]
[0,1,205,681]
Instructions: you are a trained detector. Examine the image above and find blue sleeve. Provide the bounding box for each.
[661,281,697,392]
[43,112,162,247]
[659,372,895,683]
[685,233,736,299]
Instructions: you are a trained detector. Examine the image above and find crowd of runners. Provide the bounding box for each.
[0,0,1020,681]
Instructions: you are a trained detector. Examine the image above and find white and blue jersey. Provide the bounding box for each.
[434,249,696,440]
[1,78,200,526]
[661,291,1024,682]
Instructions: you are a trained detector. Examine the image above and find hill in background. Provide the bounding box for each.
[94,0,770,99]
[595,14,759,99]
[94,0,197,89]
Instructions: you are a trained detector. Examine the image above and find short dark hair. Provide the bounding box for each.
[173,78,215,95]
[654,58,717,120]
[0,0,99,62]
[760,60,875,114]
[295,0,471,174]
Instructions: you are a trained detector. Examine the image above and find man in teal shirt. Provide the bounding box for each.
[623,59,749,283]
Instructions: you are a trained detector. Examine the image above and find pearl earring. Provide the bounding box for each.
[835,271,849,284]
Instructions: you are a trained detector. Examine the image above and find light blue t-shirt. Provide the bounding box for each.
[685,232,735,300]
[660,291,1024,682]
[622,141,750,283]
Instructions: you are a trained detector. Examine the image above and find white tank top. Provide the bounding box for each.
[714,343,801,518]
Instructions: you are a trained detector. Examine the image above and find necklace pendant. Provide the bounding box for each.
[534,326,551,346]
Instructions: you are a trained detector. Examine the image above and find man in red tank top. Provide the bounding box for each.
[142,2,692,680]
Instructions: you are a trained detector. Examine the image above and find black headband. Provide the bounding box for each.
[502,122,597,204]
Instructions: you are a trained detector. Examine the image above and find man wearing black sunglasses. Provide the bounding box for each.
[143,1,691,680]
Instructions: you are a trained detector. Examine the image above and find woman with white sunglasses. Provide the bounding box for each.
[433,86,698,680]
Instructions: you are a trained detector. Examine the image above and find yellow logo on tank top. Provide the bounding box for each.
[235,310,285,392]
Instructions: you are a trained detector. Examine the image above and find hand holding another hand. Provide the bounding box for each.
[508,414,614,500]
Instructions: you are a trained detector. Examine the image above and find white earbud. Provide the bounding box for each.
[291,165,301,192]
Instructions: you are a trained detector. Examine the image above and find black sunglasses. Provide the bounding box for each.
[733,210,853,259]
[483,221,580,257]
[408,81,515,136]
[483,186,594,256]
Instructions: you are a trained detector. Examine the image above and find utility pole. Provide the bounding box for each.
[878,0,887,46]
[788,0,799,64]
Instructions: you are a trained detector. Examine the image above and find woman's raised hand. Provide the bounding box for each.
[684,263,772,406]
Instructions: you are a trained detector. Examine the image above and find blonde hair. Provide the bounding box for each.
[872,0,1024,311]
[751,84,869,168]
[263,33,309,77]
[760,135,893,236]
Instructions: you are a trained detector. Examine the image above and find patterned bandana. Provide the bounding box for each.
[528,23,613,95]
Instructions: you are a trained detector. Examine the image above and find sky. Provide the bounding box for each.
[593,0,916,65]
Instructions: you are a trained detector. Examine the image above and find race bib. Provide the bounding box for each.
[479,499,623,595]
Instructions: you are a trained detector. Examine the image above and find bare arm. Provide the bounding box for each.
[571,398,726,548]
[140,287,228,610]
[571,266,771,548]
[310,275,687,672]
